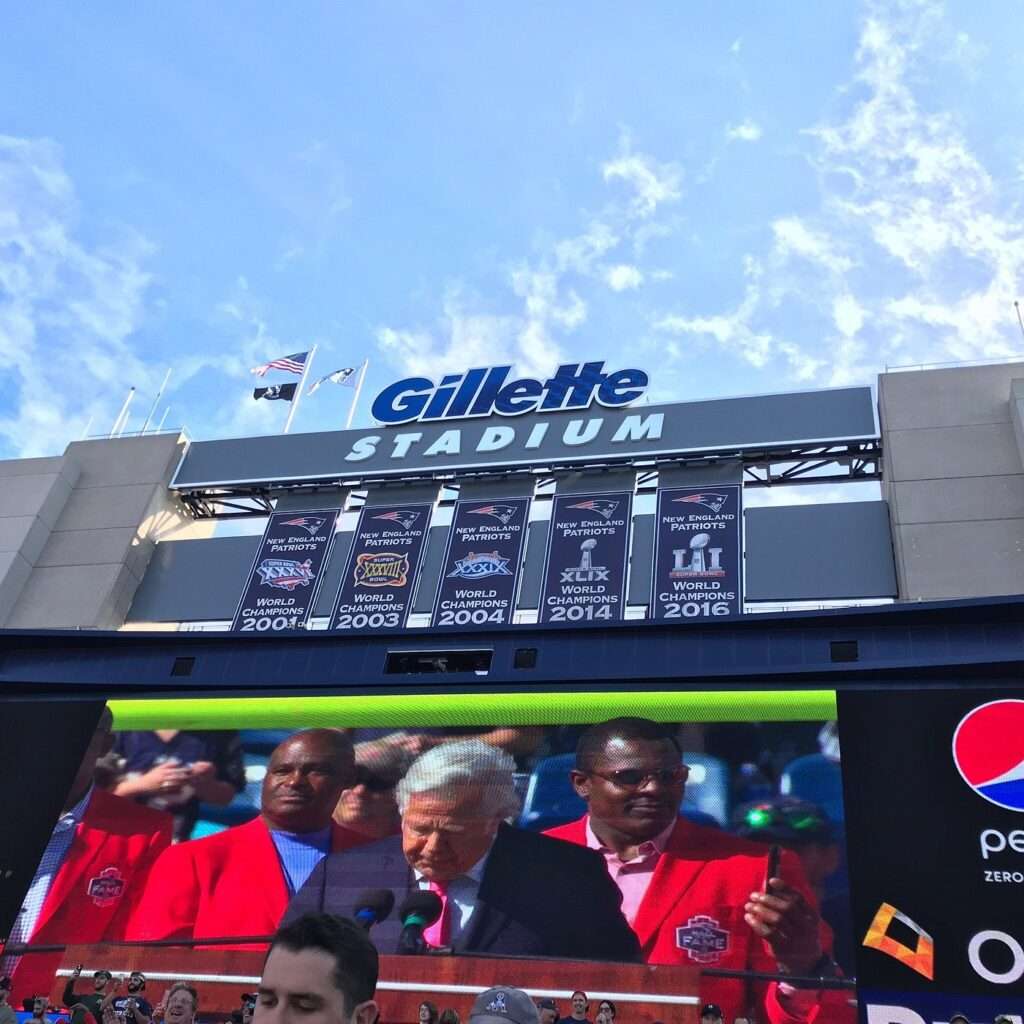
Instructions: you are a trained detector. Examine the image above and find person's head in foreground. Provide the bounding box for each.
[947,1016,969,1024]
[93,971,113,994]
[536,1000,558,1024]
[126,973,147,995]
[397,741,519,884]
[255,913,378,1024]
[596,1001,615,1022]
[699,1005,723,1024]
[164,984,198,1024]
[419,1003,439,1024]
[468,988,540,1024]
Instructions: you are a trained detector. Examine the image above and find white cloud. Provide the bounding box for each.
[726,119,763,143]
[605,264,644,291]
[602,134,683,218]
[654,0,1024,387]
[0,135,158,457]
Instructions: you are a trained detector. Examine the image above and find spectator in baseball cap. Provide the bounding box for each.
[948,1014,969,1024]
[699,1006,723,1024]
[469,988,539,1024]
[536,1001,558,1024]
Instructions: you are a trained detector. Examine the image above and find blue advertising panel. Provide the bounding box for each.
[330,502,433,631]
[430,496,531,627]
[538,490,632,624]
[230,508,340,632]
[650,485,742,622]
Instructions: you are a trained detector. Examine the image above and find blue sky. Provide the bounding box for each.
[2,0,1024,461]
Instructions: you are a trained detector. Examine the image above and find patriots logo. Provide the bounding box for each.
[567,498,619,520]
[280,516,327,536]
[371,509,421,530]
[673,492,728,514]
[467,504,518,525]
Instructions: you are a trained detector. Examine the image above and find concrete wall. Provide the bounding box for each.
[0,433,195,629]
[880,362,1024,600]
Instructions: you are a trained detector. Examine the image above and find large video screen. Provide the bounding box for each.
[2,687,1022,1024]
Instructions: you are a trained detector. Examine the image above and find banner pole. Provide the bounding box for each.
[345,358,369,429]
[110,387,135,436]
[141,368,172,433]
[283,345,316,434]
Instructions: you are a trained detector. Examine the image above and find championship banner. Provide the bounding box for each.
[331,502,432,631]
[838,688,1024,1022]
[430,496,530,627]
[231,508,340,632]
[538,490,632,624]
[650,485,742,622]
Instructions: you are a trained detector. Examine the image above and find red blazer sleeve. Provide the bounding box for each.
[124,840,201,940]
[105,813,173,939]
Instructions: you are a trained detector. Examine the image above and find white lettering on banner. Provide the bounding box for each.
[564,418,603,446]
[478,426,515,451]
[968,929,1024,984]
[391,432,422,458]
[525,423,548,448]
[424,430,461,457]
[980,828,1024,860]
[345,435,380,461]
[611,413,664,443]
[866,1008,925,1024]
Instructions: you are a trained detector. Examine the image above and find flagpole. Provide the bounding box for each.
[157,406,171,431]
[345,358,369,429]
[141,368,172,433]
[283,345,316,434]
[110,387,135,437]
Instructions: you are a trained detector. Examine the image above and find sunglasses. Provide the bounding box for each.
[743,805,828,833]
[588,765,688,789]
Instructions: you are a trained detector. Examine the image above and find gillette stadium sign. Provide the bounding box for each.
[370,362,649,424]
[171,361,878,490]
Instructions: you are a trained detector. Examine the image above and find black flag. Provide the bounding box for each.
[253,382,297,402]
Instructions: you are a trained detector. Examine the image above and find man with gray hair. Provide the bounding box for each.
[287,740,640,962]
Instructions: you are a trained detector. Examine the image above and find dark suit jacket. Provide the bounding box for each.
[286,822,641,963]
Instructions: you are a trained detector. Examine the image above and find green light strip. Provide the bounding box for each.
[108,690,836,729]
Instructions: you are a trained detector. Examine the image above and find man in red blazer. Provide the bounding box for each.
[2,708,173,1005]
[127,730,363,946]
[544,718,854,1024]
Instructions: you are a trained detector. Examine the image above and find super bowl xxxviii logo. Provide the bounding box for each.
[953,699,1024,812]
[354,552,410,587]
[256,557,316,591]
[447,551,512,579]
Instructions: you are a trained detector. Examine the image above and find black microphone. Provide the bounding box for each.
[396,891,442,955]
[353,889,396,932]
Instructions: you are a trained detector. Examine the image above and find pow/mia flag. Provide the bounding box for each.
[253,382,298,402]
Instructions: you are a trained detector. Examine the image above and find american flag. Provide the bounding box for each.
[250,351,309,377]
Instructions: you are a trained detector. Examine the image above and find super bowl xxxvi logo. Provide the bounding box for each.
[447,551,512,579]
[256,557,316,591]
[354,552,410,588]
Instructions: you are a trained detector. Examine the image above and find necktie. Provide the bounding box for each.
[422,879,451,947]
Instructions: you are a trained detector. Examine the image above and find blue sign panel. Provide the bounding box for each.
[650,485,742,622]
[538,490,632,624]
[371,361,648,424]
[430,496,531,627]
[331,502,433,631]
[231,508,340,632]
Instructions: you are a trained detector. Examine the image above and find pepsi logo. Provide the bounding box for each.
[953,700,1024,813]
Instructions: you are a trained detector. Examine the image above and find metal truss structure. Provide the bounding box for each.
[176,440,882,520]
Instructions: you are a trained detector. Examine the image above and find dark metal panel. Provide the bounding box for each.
[172,387,877,488]
[744,501,897,600]
[412,525,450,614]
[517,521,550,611]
